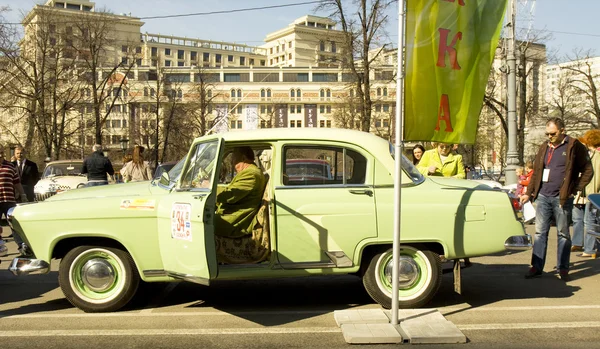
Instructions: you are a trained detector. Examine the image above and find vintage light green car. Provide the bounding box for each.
[7,129,530,312]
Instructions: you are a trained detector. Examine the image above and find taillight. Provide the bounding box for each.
[510,196,522,211]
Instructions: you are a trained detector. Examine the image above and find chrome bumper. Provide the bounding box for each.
[504,234,532,250]
[9,258,50,276]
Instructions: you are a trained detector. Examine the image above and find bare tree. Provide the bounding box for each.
[186,68,222,136]
[68,9,140,145]
[0,9,83,160]
[556,48,600,130]
[317,0,394,132]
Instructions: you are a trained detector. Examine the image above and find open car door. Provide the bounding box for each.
[157,138,223,285]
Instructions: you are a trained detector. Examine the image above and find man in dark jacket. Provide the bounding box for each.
[12,146,39,202]
[82,144,114,187]
[520,117,593,281]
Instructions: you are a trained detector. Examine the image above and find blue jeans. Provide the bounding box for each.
[532,194,573,272]
[583,202,600,254]
[85,181,108,187]
[572,204,585,247]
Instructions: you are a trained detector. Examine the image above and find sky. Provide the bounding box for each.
[2,0,600,61]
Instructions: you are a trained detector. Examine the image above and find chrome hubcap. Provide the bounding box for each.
[81,258,115,292]
[384,256,420,289]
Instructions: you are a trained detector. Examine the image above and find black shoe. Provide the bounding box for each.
[525,267,542,279]
[559,270,570,282]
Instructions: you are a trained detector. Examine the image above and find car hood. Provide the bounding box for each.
[45,181,153,201]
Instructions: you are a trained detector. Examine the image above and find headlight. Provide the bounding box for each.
[6,206,15,229]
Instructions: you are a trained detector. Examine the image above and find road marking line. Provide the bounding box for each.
[459,321,600,330]
[3,304,600,319]
[0,328,342,337]
[2,322,600,337]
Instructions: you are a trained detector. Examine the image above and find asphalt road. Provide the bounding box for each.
[1,224,600,349]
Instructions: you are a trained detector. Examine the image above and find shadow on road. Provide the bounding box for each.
[430,260,598,315]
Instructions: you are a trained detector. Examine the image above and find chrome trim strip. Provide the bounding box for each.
[143,269,168,277]
[165,271,210,286]
[279,261,337,269]
[504,234,532,250]
[275,184,373,190]
[9,258,50,276]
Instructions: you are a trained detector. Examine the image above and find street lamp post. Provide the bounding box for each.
[119,138,129,156]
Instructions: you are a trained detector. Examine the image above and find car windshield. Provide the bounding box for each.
[388,142,424,183]
[43,163,84,178]
[165,158,185,184]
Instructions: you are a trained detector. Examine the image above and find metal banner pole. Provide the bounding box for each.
[391,0,406,326]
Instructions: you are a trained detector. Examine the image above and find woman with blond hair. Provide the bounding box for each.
[573,129,600,258]
[120,145,153,182]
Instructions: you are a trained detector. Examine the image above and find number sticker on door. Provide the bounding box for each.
[171,203,192,241]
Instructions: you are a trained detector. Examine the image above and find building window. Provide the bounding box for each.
[289,53,292,60]
[237,89,242,98]
[231,89,236,98]
[326,120,331,127]
[122,45,128,53]
[215,54,221,63]
[177,50,184,59]
[270,59,273,65]
[266,89,271,98]
[289,42,292,48]
[296,89,301,99]
[203,52,210,62]
[121,57,128,65]
[290,89,295,98]
[165,60,171,67]
[136,46,142,54]
[377,88,382,96]
[319,40,325,51]
[290,120,295,128]
[177,61,184,67]
[240,57,246,65]
[136,58,142,65]
[260,105,266,114]
[331,41,336,53]
[383,88,388,96]
[249,58,254,66]
[151,47,157,56]
[165,48,171,56]
[320,120,325,127]
[191,51,197,61]
[228,55,234,62]
[260,60,266,66]
[383,104,390,112]
[375,104,381,112]
[270,47,273,54]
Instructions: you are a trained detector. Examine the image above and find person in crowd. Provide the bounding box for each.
[120,145,152,182]
[0,144,28,257]
[214,146,266,238]
[518,161,533,197]
[573,129,600,258]
[412,144,425,166]
[520,117,593,281]
[12,146,39,202]
[516,167,525,197]
[417,142,465,179]
[81,144,114,187]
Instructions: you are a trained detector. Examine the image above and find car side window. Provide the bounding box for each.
[283,146,367,186]
[180,141,218,189]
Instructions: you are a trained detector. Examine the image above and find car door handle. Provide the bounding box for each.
[349,189,373,196]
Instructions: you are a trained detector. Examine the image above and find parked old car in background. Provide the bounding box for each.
[34,160,123,201]
[8,129,530,312]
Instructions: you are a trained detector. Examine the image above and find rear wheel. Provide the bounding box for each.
[59,246,139,312]
[362,245,442,309]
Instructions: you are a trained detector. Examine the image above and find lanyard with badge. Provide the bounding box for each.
[542,146,555,182]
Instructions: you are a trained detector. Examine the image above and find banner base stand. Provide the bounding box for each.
[334,308,466,344]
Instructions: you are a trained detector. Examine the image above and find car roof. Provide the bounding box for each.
[198,128,389,148]
[45,160,83,165]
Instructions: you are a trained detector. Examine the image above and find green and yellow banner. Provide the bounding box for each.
[403,0,507,144]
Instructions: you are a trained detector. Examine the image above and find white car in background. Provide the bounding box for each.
[34,160,88,201]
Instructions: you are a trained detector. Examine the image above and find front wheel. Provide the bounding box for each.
[362,245,442,309]
[59,246,140,312]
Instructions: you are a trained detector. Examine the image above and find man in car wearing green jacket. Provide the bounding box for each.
[214,146,266,238]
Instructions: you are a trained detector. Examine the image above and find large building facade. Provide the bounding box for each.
[0,0,396,163]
